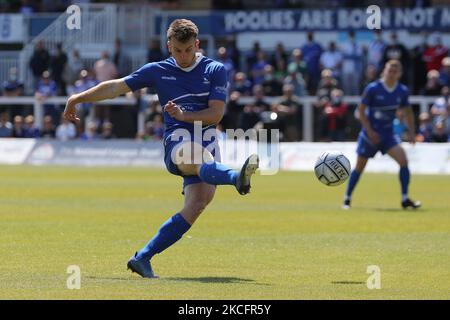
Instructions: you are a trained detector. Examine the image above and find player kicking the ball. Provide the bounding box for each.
[342,59,421,210]
[63,19,259,278]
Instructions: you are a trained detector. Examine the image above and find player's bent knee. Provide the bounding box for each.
[177,163,199,176]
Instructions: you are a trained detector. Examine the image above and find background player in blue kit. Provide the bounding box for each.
[343,59,421,210]
[63,19,259,278]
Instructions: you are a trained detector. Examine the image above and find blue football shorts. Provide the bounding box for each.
[356,131,401,159]
[163,130,221,193]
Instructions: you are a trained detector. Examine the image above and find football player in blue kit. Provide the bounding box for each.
[342,59,421,210]
[63,19,259,278]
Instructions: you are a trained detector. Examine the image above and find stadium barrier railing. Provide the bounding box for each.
[0,95,439,141]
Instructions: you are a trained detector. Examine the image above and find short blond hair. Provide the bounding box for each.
[167,19,198,43]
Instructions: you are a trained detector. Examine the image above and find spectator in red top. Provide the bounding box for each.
[423,33,448,73]
[323,89,348,141]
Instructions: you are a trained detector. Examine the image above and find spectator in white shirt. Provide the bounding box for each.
[367,30,386,72]
[341,30,364,95]
[320,41,343,81]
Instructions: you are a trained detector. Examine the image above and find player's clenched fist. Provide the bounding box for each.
[63,96,81,123]
[165,101,185,121]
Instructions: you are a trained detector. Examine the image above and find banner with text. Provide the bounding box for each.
[0,139,449,175]
[0,14,24,43]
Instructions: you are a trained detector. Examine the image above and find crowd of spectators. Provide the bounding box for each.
[217,30,450,142]
[1,31,449,142]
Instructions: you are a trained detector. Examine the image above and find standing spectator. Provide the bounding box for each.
[113,38,131,78]
[288,48,308,84]
[23,115,40,138]
[320,41,343,80]
[383,32,409,84]
[301,31,323,94]
[238,85,270,130]
[69,69,99,120]
[272,83,302,141]
[322,88,348,141]
[29,40,51,90]
[222,91,243,130]
[439,57,450,87]
[50,42,68,95]
[283,63,306,97]
[230,72,252,96]
[361,64,378,92]
[315,69,339,140]
[0,112,13,138]
[35,71,59,124]
[63,49,85,87]
[12,115,25,138]
[271,42,288,76]
[423,33,448,73]
[341,30,363,95]
[411,33,428,94]
[147,39,165,63]
[56,116,77,141]
[422,70,442,96]
[367,30,386,72]
[273,58,287,83]
[261,64,283,97]
[94,51,118,82]
[246,41,261,74]
[94,51,118,121]
[316,69,339,104]
[216,47,235,88]
[225,35,241,72]
[40,115,56,139]
[2,67,24,118]
[251,51,268,86]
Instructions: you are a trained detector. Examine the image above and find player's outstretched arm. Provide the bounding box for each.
[63,79,131,123]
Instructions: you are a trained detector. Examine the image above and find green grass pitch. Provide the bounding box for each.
[1,165,449,299]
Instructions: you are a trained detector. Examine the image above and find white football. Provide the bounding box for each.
[314,151,351,186]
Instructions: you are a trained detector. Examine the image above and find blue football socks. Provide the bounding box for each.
[400,166,410,201]
[344,170,361,201]
[198,161,238,186]
[136,213,191,261]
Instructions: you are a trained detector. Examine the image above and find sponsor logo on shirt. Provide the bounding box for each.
[161,76,177,80]
[215,86,227,95]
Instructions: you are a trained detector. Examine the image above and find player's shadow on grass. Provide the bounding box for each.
[332,281,365,285]
[166,276,269,286]
[85,275,270,286]
[373,208,427,212]
[85,276,144,281]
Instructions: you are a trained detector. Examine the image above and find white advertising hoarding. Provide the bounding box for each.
[0,14,24,43]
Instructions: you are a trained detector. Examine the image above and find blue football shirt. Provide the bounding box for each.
[361,80,409,135]
[124,54,228,137]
